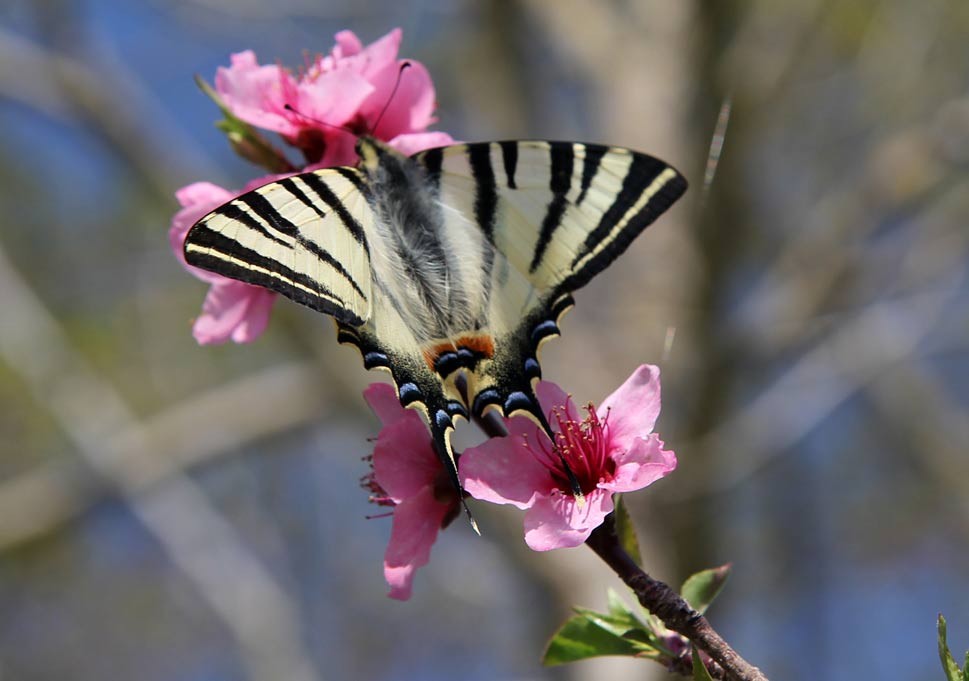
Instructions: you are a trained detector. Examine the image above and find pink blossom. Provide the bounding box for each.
[169,180,281,344]
[362,382,459,600]
[173,28,454,345]
[459,365,676,551]
[215,28,452,166]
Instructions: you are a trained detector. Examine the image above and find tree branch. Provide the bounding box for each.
[586,515,769,681]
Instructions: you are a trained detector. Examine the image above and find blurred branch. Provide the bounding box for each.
[738,170,962,355]
[175,0,371,19]
[0,359,330,550]
[0,26,227,198]
[0,245,320,681]
[868,359,969,531]
[667,259,964,502]
[719,0,829,105]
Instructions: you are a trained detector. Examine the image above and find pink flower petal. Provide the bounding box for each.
[312,130,359,168]
[523,489,614,550]
[228,287,275,343]
[388,131,456,157]
[215,51,297,136]
[536,380,577,420]
[460,435,554,509]
[348,28,402,80]
[372,417,439,501]
[364,382,408,426]
[383,486,450,601]
[600,434,677,493]
[597,365,663,453]
[169,182,234,283]
[174,181,233,211]
[332,30,363,59]
[361,60,437,139]
[297,68,374,127]
[191,281,275,345]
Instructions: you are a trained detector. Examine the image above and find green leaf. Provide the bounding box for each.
[613,494,643,567]
[572,607,645,640]
[194,75,295,174]
[606,588,641,622]
[680,564,731,615]
[692,647,716,681]
[543,614,651,666]
[938,615,965,681]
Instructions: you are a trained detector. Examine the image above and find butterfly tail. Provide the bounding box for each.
[427,424,480,535]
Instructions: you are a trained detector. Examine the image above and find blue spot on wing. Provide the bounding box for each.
[363,351,389,369]
[472,388,502,417]
[434,409,453,431]
[398,382,423,405]
[524,357,541,379]
[503,391,534,414]
[530,320,559,345]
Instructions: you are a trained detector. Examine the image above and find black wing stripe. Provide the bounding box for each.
[214,202,288,247]
[242,184,368,299]
[333,167,368,196]
[576,145,607,205]
[186,228,363,325]
[468,143,498,242]
[572,153,668,267]
[562,164,687,293]
[529,142,574,273]
[278,177,327,218]
[238,191,300,237]
[419,147,444,192]
[499,141,518,189]
[299,173,370,255]
[262,178,367,300]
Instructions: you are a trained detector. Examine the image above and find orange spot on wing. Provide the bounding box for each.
[457,334,494,358]
[423,341,457,370]
[421,335,495,372]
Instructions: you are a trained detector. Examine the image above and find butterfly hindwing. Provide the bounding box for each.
[412,141,687,425]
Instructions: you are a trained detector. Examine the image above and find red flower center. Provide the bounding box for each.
[526,403,615,495]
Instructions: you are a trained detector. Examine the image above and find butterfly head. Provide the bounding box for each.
[355,136,404,174]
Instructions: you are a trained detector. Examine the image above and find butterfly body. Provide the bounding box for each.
[184,137,687,502]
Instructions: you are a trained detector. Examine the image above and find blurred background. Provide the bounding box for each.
[1,1,968,679]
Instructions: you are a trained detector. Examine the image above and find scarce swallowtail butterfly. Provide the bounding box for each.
[184,137,687,518]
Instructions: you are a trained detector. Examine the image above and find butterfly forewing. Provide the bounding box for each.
[184,169,374,327]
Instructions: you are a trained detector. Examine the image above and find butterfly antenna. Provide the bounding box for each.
[282,103,356,136]
[370,61,412,139]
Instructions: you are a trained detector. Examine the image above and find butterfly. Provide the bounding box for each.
[184,137,687,519]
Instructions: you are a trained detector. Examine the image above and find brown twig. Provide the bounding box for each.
[585,515,769,681]
[668,651,726,679]
[469,391,767,680]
